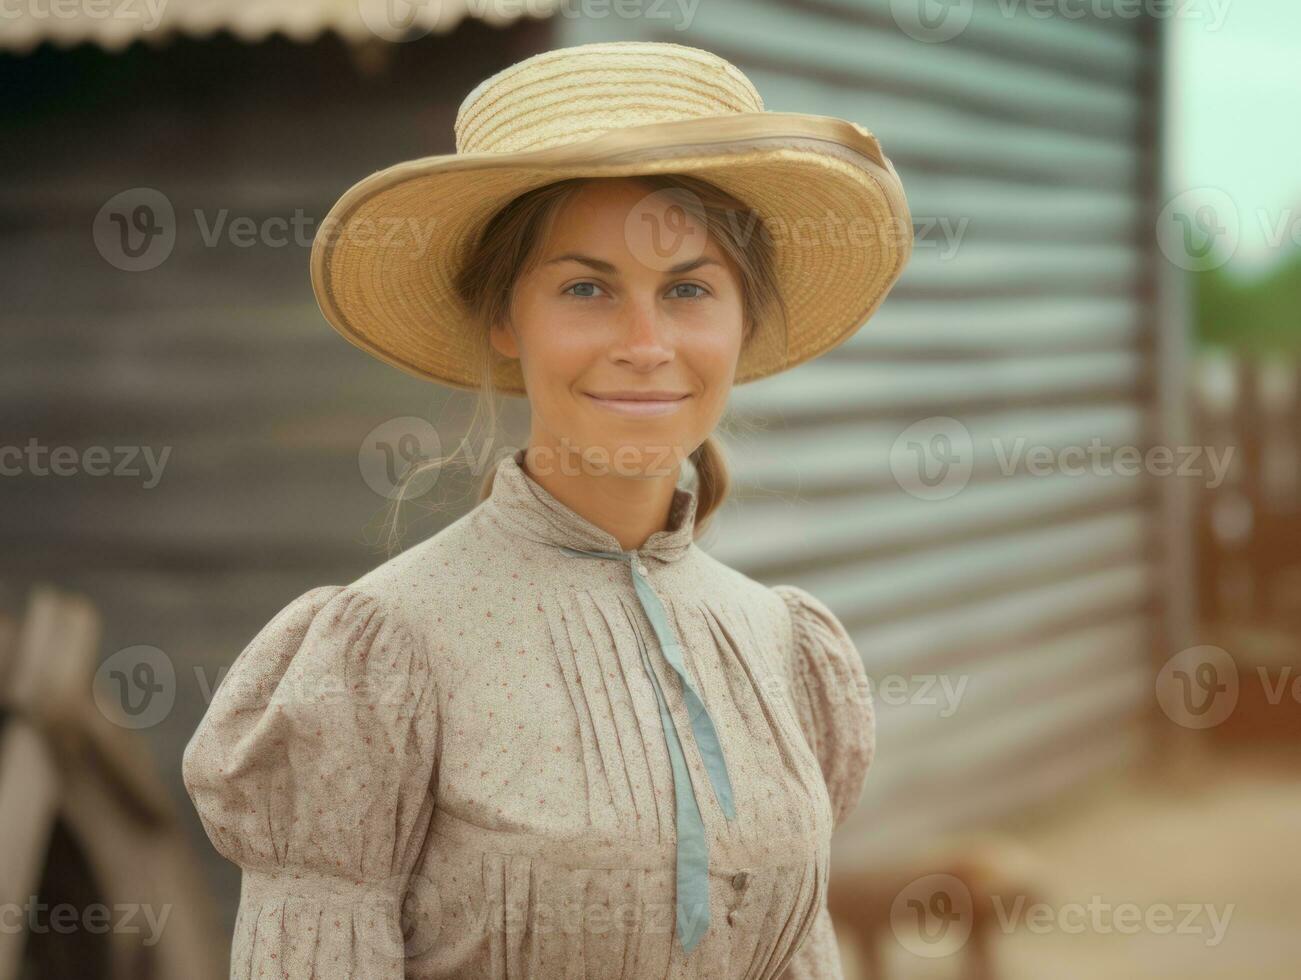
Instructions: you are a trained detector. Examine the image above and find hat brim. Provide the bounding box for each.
[309,111,913,396]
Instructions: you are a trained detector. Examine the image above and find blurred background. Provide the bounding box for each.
[2,1,1299,978]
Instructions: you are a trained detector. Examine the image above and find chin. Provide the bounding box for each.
[575,437,693,478]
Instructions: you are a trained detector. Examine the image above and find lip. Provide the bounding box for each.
[582,391,691,417]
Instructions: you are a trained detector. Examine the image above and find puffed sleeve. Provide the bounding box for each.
[772,584,876,980]
[771,584,875,831]
[181,585,439,979]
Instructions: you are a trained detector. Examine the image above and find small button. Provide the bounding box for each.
[726,909,738,926]
[731,870,751,890]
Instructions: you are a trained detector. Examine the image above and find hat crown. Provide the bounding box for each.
[454,41,764,155]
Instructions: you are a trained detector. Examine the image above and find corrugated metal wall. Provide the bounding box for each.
[557,3,1167,862]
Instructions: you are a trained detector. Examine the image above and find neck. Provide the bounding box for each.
[519,441,686,553]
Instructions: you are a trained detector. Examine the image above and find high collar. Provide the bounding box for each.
[485,448,698,564]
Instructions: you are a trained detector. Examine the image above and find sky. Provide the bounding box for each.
[1170,0,1301,279]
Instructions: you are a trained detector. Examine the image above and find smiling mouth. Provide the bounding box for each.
[582,392,690,416]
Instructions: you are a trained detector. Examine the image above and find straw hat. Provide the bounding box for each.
[310,40,913,396]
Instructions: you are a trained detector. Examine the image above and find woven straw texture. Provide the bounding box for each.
[310,41,913,395]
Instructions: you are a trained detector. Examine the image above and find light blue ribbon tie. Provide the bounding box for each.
[558,545,736,954]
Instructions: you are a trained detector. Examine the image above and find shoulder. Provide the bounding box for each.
[768,583,849,651]
[188,583,434,739]
[257,581,423,657]
[687,545,791,623]
[311,497,502,644]
[682,501,854,644]
[681,548,847,644]
[351,497,494,594]
[182,579,442,795]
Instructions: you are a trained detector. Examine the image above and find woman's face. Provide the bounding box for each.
[491,179,746,479]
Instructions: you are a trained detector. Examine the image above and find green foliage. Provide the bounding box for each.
[1196,253,1301,355]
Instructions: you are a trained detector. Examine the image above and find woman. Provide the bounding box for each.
[182,40,911,979]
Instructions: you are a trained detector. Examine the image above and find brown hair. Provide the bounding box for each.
[378,173,786,556]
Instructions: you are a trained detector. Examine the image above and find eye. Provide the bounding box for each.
[564,281,606,299]
[669,282,711,300]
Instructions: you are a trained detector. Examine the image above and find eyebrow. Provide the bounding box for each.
[543,253,723,276]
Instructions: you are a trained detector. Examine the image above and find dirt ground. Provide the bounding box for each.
[839,743,1301,980]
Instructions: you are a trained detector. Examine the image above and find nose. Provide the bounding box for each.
[610,297,674,372]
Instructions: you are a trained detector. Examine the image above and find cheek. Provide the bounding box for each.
[678,337,741,427]
[513,307,595,385]
[698,341,741,383]
[689,314,746,381]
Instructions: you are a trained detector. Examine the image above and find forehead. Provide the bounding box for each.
[541,179,730,263]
